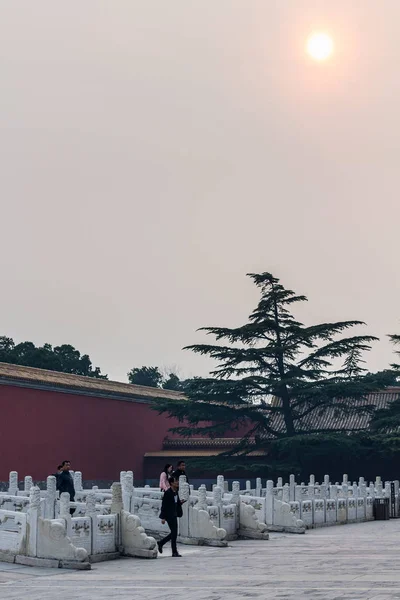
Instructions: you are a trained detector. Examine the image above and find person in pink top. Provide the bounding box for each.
[159,464,174,491]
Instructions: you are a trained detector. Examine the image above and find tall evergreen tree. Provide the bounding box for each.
[154,272,396,453]
[368,334,400,432]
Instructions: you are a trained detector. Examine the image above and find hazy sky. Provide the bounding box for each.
[1,1,399,382]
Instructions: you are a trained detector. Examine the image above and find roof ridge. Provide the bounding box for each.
[0,361,185,401]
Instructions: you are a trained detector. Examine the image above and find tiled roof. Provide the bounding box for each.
[269,388,400,434]
[163,437,246,448]
[144,449,266,457]
[0,362,185,403]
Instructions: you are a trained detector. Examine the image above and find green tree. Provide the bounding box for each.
[162,372,183,391]
[368,334,400,432]
[154,271,396,455]
[0,336,107,379]
[128,366,163,388]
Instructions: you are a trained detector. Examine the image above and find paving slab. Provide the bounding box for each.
[1,519,400,599]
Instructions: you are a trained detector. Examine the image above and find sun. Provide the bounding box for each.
[306,33,334,61]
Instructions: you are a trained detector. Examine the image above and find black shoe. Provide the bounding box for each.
[172,552,182,557]
[157,542,163,554]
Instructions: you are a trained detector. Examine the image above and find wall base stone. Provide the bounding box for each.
[178,535,228,547]
[267,525,305,534]
[0,551,16,563]
[89,552,120,564]
[16,556,59,568]
[238,529,269,540]
[59,560,91,570]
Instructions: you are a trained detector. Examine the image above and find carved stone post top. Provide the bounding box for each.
[86,491,96,514]
[246,481,251,490]
[342,474,348,484]
[29,486,41,510]
[217,475,224,483]
[73,471,83,489]
[125,472,134,493]
[289,474,295,484]
[24,476,33,491]
[266,480,274,491]
[282,485,290,503]
[232,481,240,492]
[277,477,283,487]
[179,475,187,486]
[180,481,190,501]
[9,471,18,481]
[256,477,262,486]
[112,482,123,499]
[213,486,223,504]
[309,474,315,485]
[47,475,57,493]
[324,475,330,485]
[197,486,207,510]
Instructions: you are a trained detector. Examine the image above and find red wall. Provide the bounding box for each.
[0,385,179,482]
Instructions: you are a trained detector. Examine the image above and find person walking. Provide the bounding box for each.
[172,460,189,484]
[159,463,173,492]
[57,460,75,514]
[157,476,186,557]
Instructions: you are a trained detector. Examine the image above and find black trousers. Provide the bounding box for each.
[159,517,178,554]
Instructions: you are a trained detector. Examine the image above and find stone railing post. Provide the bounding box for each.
[255,478,262,497]
[111,482,123,548]
[8,471,18,495]
[289,475,296,502]
[111,482,124,514]
[123,472,134,512]
[74,471,83,492]
[45,475,57,519]
[27,486,41,557]
[24,476,33,494]
[308,482,315,500]
[217,475,225,496]
[369,483,376,498]
[60,492,72,538]
[265,480,274,525]
[198,485,208,511]
[180,481,190,538]
[213,486,223,528]
[86,492,97,518]
[282,483,290,504]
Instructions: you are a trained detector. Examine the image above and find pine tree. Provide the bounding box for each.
[368,334,400,432]
[154,272,396,453]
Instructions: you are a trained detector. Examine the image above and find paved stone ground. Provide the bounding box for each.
[1,519,400,599]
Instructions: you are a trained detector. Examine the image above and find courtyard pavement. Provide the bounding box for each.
[1,518,400,600]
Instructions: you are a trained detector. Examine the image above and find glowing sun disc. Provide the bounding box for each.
[307,33,334,61]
